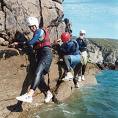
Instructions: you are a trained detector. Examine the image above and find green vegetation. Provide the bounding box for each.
[88,38,118,51]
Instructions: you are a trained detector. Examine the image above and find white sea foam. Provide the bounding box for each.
[63,110,76,115]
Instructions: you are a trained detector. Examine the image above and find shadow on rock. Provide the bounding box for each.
[0,49,19,59]
[7,101,23,112]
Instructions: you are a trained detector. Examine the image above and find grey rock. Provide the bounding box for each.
[87,39,118,69]
[87,40,103,64]
[0,37,5,44]
[1,41,9,46]
[0,0,65,42]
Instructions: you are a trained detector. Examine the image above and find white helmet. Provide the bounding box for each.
[26,17,39,28]
[80,29,86,34]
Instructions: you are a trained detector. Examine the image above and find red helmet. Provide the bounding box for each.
[61,32,70,42]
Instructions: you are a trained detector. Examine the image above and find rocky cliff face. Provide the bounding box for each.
[0,45,98,118]
[0,0,65,42]
[87,40,103,64]
[87,39,118,69]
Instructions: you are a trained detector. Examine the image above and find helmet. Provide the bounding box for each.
[80,30,86,34]
[26,17,39,28]
[61,32,70,42]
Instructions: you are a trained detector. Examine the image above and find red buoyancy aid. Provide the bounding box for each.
[34,28,51,49]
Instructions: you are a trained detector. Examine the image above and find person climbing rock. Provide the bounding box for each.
[59,32,81,84]
[64,18,72,36]
[76,29,88,82]
[16,16,53,103]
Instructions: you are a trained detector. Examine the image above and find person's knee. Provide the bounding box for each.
[35,65,44,77]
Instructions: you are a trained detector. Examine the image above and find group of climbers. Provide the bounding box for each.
[15,16,88,103]
[58,30,88,88]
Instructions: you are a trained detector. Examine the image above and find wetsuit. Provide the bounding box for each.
[27,29,52,91]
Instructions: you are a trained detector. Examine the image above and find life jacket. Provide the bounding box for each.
[34,28,51,49]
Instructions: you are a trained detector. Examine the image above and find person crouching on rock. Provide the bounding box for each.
[76,30,88,82]
[59,32,81,84]
[16,16,53,103]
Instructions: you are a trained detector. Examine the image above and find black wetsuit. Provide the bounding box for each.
[30,47,52,91]
[26,29,52,91]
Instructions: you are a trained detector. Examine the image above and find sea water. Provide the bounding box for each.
[32,70,118,118]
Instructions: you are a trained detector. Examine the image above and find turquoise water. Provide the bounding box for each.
[63,0,118,39]
[33,70,118,118]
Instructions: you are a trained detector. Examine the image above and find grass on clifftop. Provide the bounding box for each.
[88,38,118,50]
